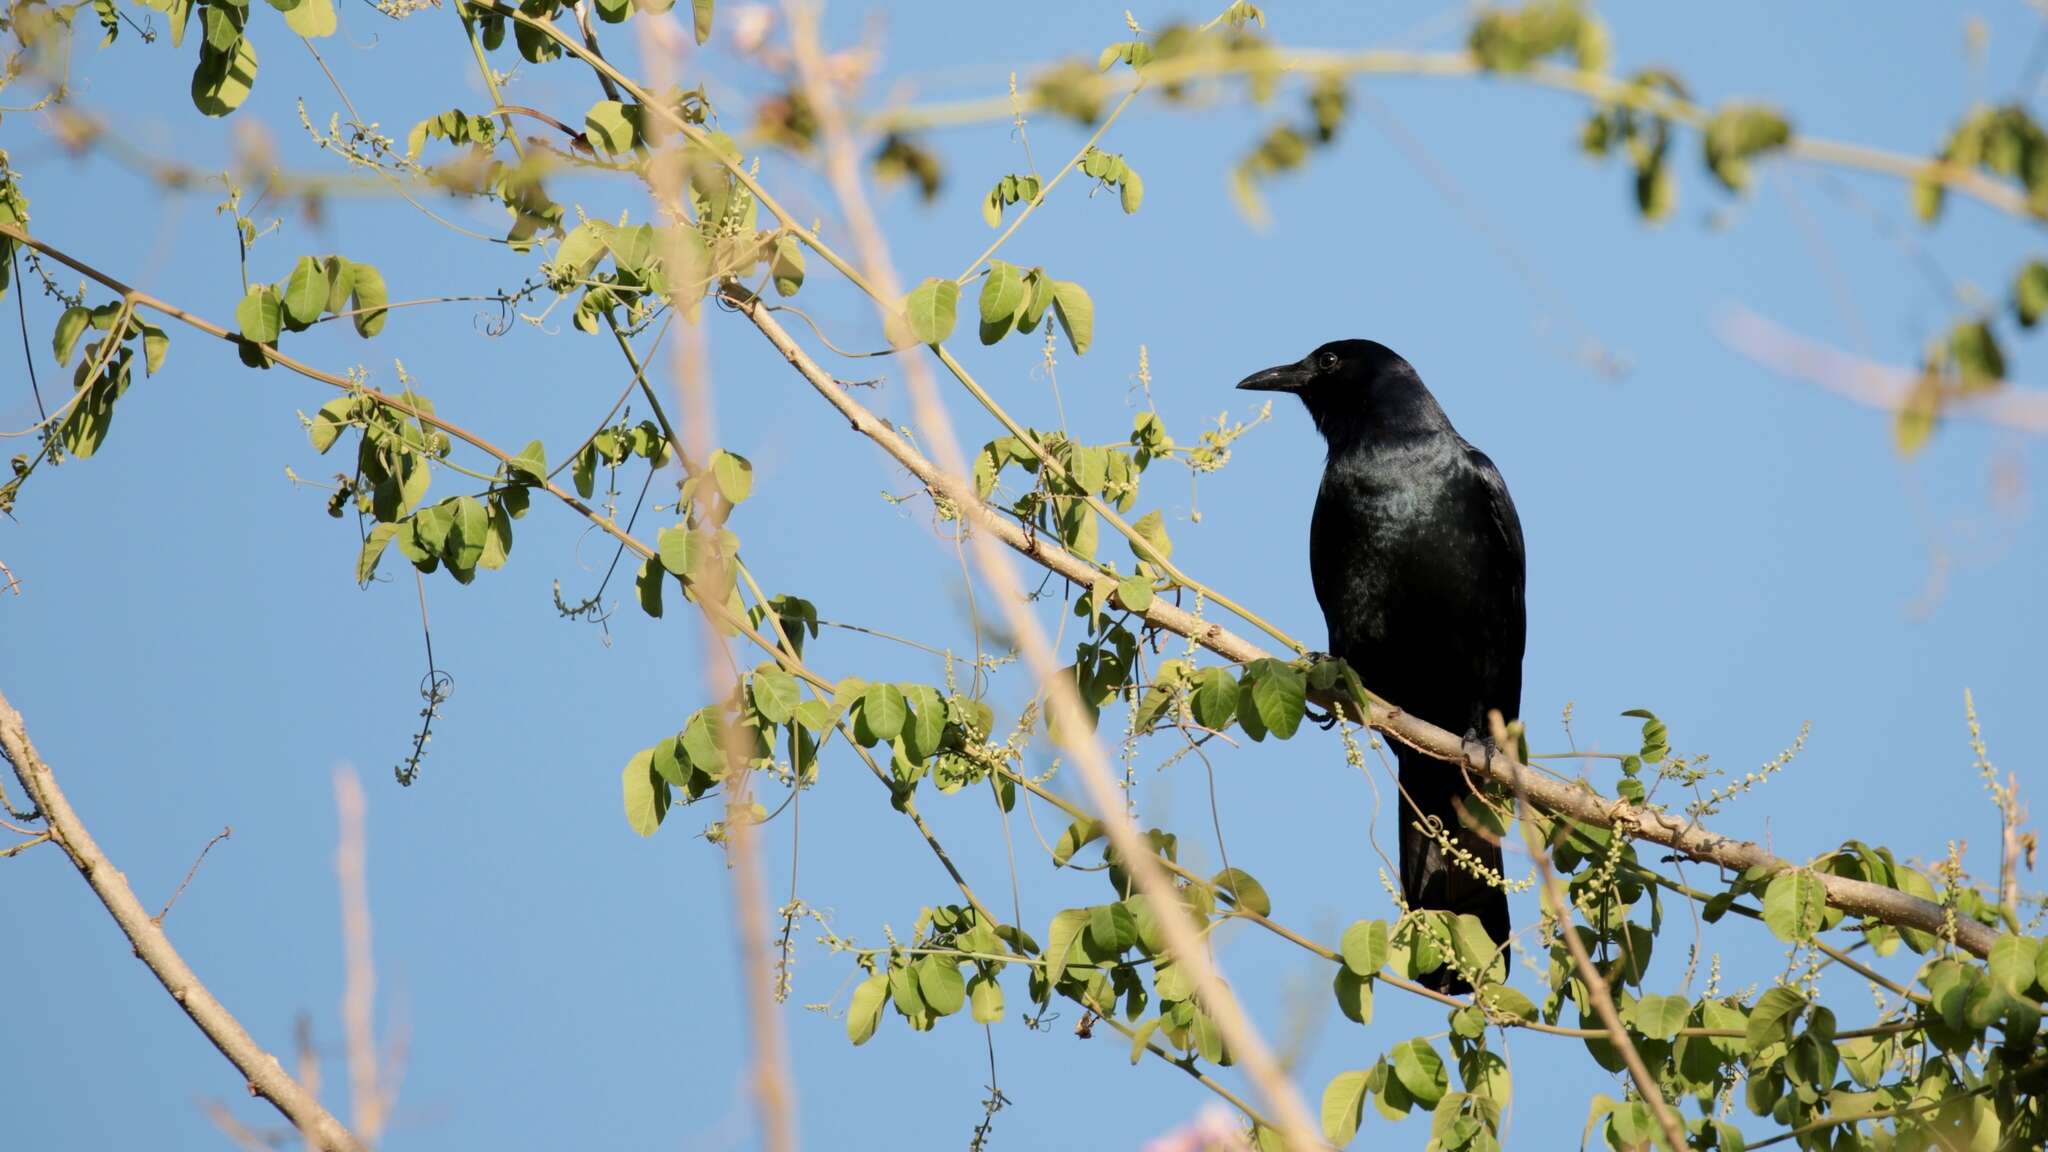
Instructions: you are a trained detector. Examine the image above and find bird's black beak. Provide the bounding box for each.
[1236,363,1307,393]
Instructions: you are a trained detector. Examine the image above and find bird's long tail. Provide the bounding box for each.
[1395,746,1511,994]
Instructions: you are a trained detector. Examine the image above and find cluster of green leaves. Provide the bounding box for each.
[117,0,335,119]
[1896,259,2048,454]
[1702,104,1794,194]
[982,173,1043,228]
[623,649,1002,836]
[306,390,535,586]
[405,105,567,249]
[628,445,751,620]
[44,301,170,464]
[1575,69,1691,222]
[1077,147,1145,214]
[872,133,945,203]
[1229,73,1350,226]
[404,109,500,164]
[845,905,1027,1043]
[1917,104,2048,224]
[1318,926,1514,1152]
[234,254,389,365]
[542,132,800,331]
[567,419,671,500]
[0,151,24,298]
[970,260,1093,351]
[1466,0,1609,74]
[1029,4,1268,129]
[972,423,1148,569]
[468,0,706,68]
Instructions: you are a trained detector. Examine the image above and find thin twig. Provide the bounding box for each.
[154,826,233,924]
[0,689,369,1152]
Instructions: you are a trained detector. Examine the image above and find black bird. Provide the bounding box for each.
[1239,340,1524,993]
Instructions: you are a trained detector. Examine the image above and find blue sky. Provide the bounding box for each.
[4,2,2044,1149]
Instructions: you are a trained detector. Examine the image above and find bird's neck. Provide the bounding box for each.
[1310,396,1455,461]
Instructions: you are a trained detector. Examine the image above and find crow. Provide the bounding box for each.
[1239,339,1524,993]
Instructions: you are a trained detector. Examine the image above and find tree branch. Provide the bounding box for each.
[0,690,369,1152]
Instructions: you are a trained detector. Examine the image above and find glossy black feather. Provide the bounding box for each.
[1241,340,1525,994]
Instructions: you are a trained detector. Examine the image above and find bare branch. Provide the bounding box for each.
[0,690,369,1152]
[334,769,389,1144]
[1720,306,2048,435]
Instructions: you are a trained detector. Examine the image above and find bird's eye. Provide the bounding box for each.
[1316,352,1338,370]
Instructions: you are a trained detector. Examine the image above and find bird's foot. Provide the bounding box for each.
[1306,703,1340,731]
[1461,726,1497,770]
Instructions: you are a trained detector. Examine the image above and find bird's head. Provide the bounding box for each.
[1235,339,1449,447]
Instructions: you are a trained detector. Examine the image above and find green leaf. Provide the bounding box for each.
[691,0,712,43]
[1248,662,1307,740]
[236,285,281,345]
[1630,993,1689,1041]
[978,260,1027,343]
[1341,920,1389,976]
[847,971,888,1045]
[349,264,389,338]
[584,100,638,157]
[1762,869,1825,942]
[446,495,489,571]
[710,449,753,505]
[283,0,335,36]
[1130,509,1172,567]
[1119,165,1144,213]
[622,748,666,836]
[508,440,548,485]
[53,306,90,366]
[1114,574,1153,613]
[1019,270,1054,332]
[1050,279,1093,354]
[1052,817,1104,867]
[635,556,664,617]
[141,324,169,376]
[771,234,805,297]
[1321,1069,1371,1148]
[751,668,800,726]
[1746,985,1807,1051]
[356,522,397,583]
[556,221,611,278]
[1189,666,1236,731]
[1391,1038,1448,1108]
[1990,934,2040,997]
[1056,499,1096,560]
[1479,984,1537,1021]
[968,972,1004,1023]
[916,956,966,1016]
[856,683,907,745]
[191,35,258,117]
[1211,867,1270,916]
[1045,908,1089,987]
[1332,967,1373,1026]
[606,224,654,274]
[897,277,959,346]
[2016,261,2048,328]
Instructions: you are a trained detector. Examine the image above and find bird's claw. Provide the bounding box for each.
[1461,727,1497,769]
[1306,703,1340,731]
